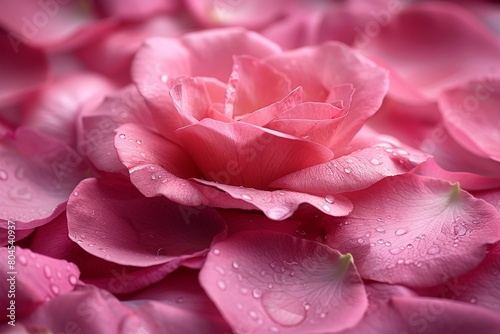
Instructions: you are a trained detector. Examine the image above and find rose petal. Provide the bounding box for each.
[0,246,80,318]
[66,175,227,267]
[439,78,500,161]
[199,231,368,334]
[174,118,334,189]
[326,174,500,287]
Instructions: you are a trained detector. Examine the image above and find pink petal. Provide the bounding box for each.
[226,56,291,118]
[415,158,500,191]
[439,78,500,161]
[131,29,281,127]
[271,141,427,194]
[194,179,353,220]
[184,0,296,29]
[174,118,333,189]
[473,188,500,211]
[0,29,48,104]
[66,176,227,267]
[0,128,87,227]
[78,84,155,173]
[23,73,115,146]
[199,231,368,333]
[359,2,500,100]
[220,210,303,237]
[96,0,180,19]
[327,174,500,287]
[442,242,500,311]
[0,247,80,318]
[266,42,389,147]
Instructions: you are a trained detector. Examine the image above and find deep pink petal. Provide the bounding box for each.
[439,78,500,161]
[0,29,48,104]
[360,2,500,100]
[327,174,500,287]
[78,84,155,173]
[199,231,368,333]
[66,175,227,267]
[266,42,389,147]
[0,128,87,227]
[271,140,427,194]
[0,247,80,318]
[174,118,334,189]
[193,179,353,220]
[22,73,115,146]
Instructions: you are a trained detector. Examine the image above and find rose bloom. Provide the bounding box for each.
[1,2,500,334]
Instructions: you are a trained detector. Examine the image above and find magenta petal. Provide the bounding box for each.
[271,142,427,194]
[194,179,353,220]
[66,176,227,267]
[0,247,80,318]
[174,118,333,189]
[439,79,500,161]
[0,128,87,227]
[327,174,500,287]
[0,29,48,104]
[199,231,367,333]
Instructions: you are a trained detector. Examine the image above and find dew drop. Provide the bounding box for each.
[68,275,78,286]
[50,284,60,296]
[470,297,477,304]
[217,280,227,290]
[344,168,351,174]
[375,226,385,233]
[136,139,142,145]
[320,312,327,318]
[365,232,371,237]
[325,195,335,204]
[427,245,440,255]
[88,243,94,247]
[241,194,253,201]
[267,206,291,220]
[212,249,221,256]
[370,158,381,165]
[252,288,263,299]
[261,292,306,326]
[98,247,107,253]
[385,241,392,247]
[377,239,384,244]
[119,134,126,139]
[151,175,157,180]
[232,260,240,269]
[268,282,274,289]
[260,269,266,276]
[303,302,311,311]
[397,259,404,264]
[214,266,225,275]
[370,242,376,247]
[0,170,8,181]
[270,326,280,333]
[322,204,331,213]
[160,74,168,83]
[390,248,403,255]
[357,238,365,244]
[73,191,79,197]
[18,255,27,266]
[395,228,407,236]
[407,244,413,249]
[43,265,52,279]
[240,287,249,295]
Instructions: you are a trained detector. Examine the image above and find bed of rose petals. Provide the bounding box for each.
[1,0,500,333]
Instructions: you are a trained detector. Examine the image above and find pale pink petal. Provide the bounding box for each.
[0,247,80,318]
[360,2,500,100]
[199,231,368,334]
[415,158,500,191]
[271,141,427,194]
[0,128,87,227]
[131,29,281,127]
[0,29,48,104]
[184,0,296,29]
[439,78,500,161]
[266,42,389,147]
[66,176,227,267]
[327,174,500,287]
[22,73,115,146]
[193,179,353,220]
[473,188,500,211]
[174,118,333,189]
[227,56,291,118]
[78,84,155,173]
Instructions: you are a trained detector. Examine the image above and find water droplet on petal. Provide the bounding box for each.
[252,288,263,299]
[365,232,371,237]
[212,249,221,256]
[136,140,142,145]
[344,168,351,174]
[375,227,385,233]
[160,74,168,83]
[0,170,8,181]
[390,248,403,255]
[385,241,392,247]
[325,195,335,204]
[377,239,384,244]
[18,255,27,266]
[240,287,249,295]
[151,175,157,180]
[427,245,440,255]
[232,260,240,269]
[68,275,78,286]
[261,292,306,326]
[370,158,381,165]
[357,238,365,244]
[322,205,331,213]
[119,134,126,139]
[241,194,253,201]
[270,326,280,333]
[214,266,225,275]
[50,284,60,296]
[470,297,477,304]
[43,265,52,279]
[303,302,311,311]
[267,206,291,220]
[260,269,266,276]
[268,282,274,289]
[407,244,413,249]
[217,280,227,290]
[395,228,407,236]
[72,191,79,197]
